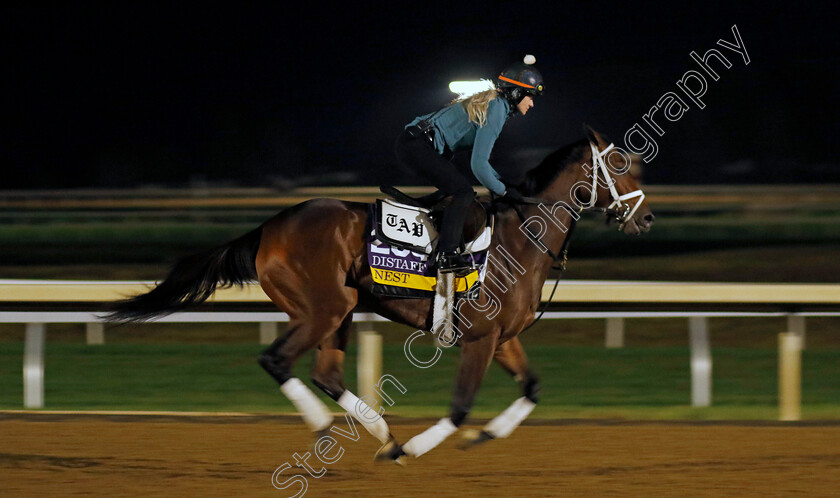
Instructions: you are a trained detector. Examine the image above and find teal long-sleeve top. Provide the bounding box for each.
[406,97,510,196]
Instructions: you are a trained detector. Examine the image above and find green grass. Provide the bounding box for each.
[2,342,838,420]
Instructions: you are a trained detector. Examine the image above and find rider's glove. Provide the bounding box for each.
[501,187,525,204]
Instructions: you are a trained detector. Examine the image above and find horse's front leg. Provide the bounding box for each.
[460,336,538,449]
[378,331,498,462]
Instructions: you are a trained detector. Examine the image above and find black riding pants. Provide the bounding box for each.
[394,129,475,253]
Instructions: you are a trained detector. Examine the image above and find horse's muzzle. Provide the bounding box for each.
[623,210,655,235]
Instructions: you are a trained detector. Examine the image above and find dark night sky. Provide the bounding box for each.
[3,2,838,189]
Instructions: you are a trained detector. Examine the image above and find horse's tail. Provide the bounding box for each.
[105,227,263,322]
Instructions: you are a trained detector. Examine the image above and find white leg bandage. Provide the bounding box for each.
[337,390,391,444]
[432,271,455,346]
[483,397,536,439]
[402,418,457,458]
[280,378,333,432]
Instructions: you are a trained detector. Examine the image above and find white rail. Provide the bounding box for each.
[2,280,839,419]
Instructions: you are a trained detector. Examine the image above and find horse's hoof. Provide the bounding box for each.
[374,438,406,466]
[310,428,331,451]
[457,429,495,450]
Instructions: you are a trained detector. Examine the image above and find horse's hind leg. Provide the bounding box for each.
[255,198,368,434]
[310,314,394,445]
[258,320,336,433]
[309,317,351,401]
[461,336,538,449]
[258,287,358,433]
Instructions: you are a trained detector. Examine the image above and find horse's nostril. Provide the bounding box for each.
[644,213,655,224]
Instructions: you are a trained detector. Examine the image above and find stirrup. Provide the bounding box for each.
[437,251,472,274]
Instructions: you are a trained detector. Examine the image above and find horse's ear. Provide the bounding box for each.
[582,124,598,144]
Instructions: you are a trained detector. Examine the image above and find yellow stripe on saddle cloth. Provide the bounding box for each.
[371,267,481,292]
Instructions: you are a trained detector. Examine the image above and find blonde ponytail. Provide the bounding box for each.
[452,88,500,127]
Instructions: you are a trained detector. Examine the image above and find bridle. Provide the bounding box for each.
[500,140,647,331]
[582,142,646,232]
[503,140,647,263]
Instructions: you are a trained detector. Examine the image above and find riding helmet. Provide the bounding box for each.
[497,54,545,108]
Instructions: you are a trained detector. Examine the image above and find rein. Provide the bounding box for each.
[492,140,646,332]
[507,200,576,272]
[506,200,574,332]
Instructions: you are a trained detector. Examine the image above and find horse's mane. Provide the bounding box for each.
[520,138,590,196]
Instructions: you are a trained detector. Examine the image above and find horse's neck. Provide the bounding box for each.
[533,144,591,203]
[496,164,585,291]
[527,163,584,252]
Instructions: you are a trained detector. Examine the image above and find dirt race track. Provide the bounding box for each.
[3,413,840,497]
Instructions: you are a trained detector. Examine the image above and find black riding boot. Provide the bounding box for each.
[437,192,474,273]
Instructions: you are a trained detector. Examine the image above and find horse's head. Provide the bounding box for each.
[575,127,655,235]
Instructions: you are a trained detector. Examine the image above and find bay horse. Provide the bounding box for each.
[107,127,654,463]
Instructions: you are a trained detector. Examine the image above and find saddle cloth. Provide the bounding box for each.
[368,203,490,299]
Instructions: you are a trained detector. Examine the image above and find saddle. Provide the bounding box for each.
[368,186,492,300]
[376,186,493,255]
